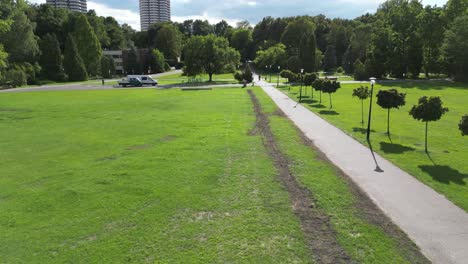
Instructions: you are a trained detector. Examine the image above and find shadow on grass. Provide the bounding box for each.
[352,127,376,134]
[301,99,318,104]
[310,104,327,109]
[419,165,468,185]
[319,110,340,115]
[379,142,415,154]
[379,80,468,90]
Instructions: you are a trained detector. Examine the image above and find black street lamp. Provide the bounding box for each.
[366,77,377,140]
[269,65,272,82]
[299,69,304,102]
[277,66,281,87]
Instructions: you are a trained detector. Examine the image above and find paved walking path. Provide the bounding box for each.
[256,77,468,264]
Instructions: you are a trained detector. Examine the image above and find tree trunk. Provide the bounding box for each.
[311,87,314,99]
[387,109,391,136]
[425,121,428,153]
[329,93,333,109]
[209,73,213,82]
[361,99,364,125]
[299,86,302,102]
[319,91,322,104]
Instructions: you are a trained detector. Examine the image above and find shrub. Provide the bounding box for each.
[4,68,27,87]
[336,66,344,73]
[459,115,468,136]
[280,70,299,82]
[303,73,317,86]
[234,67,253,83]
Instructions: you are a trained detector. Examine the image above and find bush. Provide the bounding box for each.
[459,115,468,136]
[3,68,27,87]
[164,63,171,71]
[280,70,299,82]
[303,73,317,86]
[175,62,184,70]
[234,67,253,83]
[336,67,344,73]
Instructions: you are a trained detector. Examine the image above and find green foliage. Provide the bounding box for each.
[100,55,115,78]
[377,89,406,110]
[280,70,299,82]
[254,43,287,69]
[287,56,301,73]
[151,49,166,73]
[183,35,240,81]
[353,59,368,81]
[154,24,182,61]
[352,86,370,100]
[409,96,449,122]
[2,68,26,87]
[2,11,39,63]
[192,19,213,36]
[303,73,317,86]
[442,15,468,82]
[87,10,110,49]
[323,45,337,72]
[322,80,341,108]
[39,33,65,81]
[63,34,87,82]
[409,96,449,152]
[73,14,102,76]
[281,17,315,53]
[124,48,140,74]
[298,32,316,72]
[459,115,468,136]
[230,28,253,61]
[234,67,253,83]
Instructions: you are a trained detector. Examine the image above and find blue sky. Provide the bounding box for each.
[30,0,448,30]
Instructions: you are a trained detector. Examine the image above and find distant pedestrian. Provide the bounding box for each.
[258,75,261,81]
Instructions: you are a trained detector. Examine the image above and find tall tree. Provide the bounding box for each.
[39,33,65,81]
[442,15,468,82]
[73,14,102,76]
[230,28,253,62]
[281,17,315,54]
[2,11,39,63]
[254,43,287,69]
[299,32,316,72]
[214,20,230,37]
[86,10,110,48]
[419,6,445,77]
[104,17,125,49]
[63,34,87,81]
[184,35,240,82]
[323,45,337,72]
[192,20,213,36]
[100,55,115,78]
[154,24,182,61]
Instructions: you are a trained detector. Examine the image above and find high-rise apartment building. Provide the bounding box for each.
[139,0,171,31]
[46,0,87,13]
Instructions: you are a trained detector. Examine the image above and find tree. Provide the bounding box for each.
[151,49,166,73]
[459,115,468,136]
[87,10,110,48]
[409,96,449,152]
[214,20,230,37]
[377,89,406,136]
[63,34,87,81]
[104,17,125,49]
[280,70,299,82]
[322,80,341,109]
[183,35,240,82]
[39,33,65,81]
[287,56,301,73]
[299,32,316,72]
[442,15,468,82]
[192,20,213,36]
[281,17,315,53]
[323,45,337,72]
[254,43,287,69]
[352,86,370,125]
[154,24,182,61]
[312,79,325,104]
[100,55,115,78]
[419,6,445,77]
[234,67,253,84]
[124,47,139,74]
[230,28,253,61]
[73,14,102,76]
[353,59,368,81]
[303,73,317,99]
[2,11,40,63]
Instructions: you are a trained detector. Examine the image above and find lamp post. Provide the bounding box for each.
[265,65,268,81]
[299,69,304,102]
[366,77,377,141]
[269,65,272,82]
[277,66,281,87]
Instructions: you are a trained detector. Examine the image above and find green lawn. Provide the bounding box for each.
[155,72,237,85]
[279,81,468,211]
[0,87,426,262]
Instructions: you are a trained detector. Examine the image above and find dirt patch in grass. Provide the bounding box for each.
[248,90,350,264]
[291,112,430,264]
[160,135,177,142]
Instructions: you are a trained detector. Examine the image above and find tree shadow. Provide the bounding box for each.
[379,142,415,154]
[367,139,384,172]
[352,127,376,134]
[419,165,468,185]
[301,99,317,104]
[319,110,340,115]
[310,104,326,109]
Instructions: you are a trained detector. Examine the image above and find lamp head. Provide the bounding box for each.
[301,69,304,74]
[370,77,376,85]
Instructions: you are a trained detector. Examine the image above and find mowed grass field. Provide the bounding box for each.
[281,81,468,211]
[0,87,426,263]
[156,72,237,85]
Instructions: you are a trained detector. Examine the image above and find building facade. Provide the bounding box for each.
[46,0,87,13]
[139,0,170,31]
[103,50,124,74]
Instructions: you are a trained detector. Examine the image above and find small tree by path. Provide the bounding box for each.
[312,79,324,104]
[352,86,370,125]
[459,115,468,136]
[304,73,317,99]
[322,80,341,109]
[376,89,406,136]
[410,96,449,153]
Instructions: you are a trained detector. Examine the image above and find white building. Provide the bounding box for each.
[103,50,124,73]
[46,0,87,13]
[139,0,171,31]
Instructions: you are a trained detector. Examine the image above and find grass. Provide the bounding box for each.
[0,86,427,263]
[0,88,311,263]
[278,81,468,211]
[156,72,237,85]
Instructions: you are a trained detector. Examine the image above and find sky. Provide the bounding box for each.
[29,0,448,31]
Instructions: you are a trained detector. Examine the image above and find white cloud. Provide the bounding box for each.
[88,1,140,30]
